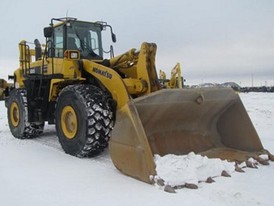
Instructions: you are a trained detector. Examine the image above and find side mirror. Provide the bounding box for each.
[112,33,117,43]
[44,27,53,38]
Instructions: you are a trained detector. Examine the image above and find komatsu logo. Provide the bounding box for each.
[92,67,112,79]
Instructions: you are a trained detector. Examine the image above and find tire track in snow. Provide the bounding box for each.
[32,124,115,170]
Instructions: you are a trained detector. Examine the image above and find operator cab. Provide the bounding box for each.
[44,18,116,60]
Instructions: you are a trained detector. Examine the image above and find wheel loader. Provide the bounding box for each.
[159,63,184,88]
[5,17,273,185]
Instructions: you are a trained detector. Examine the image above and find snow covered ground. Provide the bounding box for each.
[0,92,274,206]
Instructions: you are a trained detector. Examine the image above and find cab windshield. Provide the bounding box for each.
[66,21,103,60]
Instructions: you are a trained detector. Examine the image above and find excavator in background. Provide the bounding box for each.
[5,17,273,186]
[159,63,183,88]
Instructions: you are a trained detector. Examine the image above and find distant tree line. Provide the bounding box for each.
[188,82,274,93]
[239,86,274,93]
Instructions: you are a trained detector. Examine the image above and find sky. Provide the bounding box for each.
[0,0,273,86]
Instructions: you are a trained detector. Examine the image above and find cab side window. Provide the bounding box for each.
[54,26,64,58]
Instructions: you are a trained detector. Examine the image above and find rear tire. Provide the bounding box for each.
[7,89,44,139]
[55,85,115,157]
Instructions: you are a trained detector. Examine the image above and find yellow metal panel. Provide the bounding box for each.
[48,79,64,101]
[123,78,147,95]
[136,43,159,94]
[82,60,130,109]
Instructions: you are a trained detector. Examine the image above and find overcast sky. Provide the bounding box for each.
[0,0,273,86]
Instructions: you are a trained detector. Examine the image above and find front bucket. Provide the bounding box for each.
[109,88,265,183]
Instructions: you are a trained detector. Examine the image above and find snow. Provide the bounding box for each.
[154,152,235,187]
[1,92,274,206]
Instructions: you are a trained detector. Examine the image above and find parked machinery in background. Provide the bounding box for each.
[159,63,184,88]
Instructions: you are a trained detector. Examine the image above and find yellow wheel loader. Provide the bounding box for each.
[159,63,184,88]
[5,17,272,184]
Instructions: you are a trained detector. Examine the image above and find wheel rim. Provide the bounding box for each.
[61,106,78,139]
[10,102,20,127]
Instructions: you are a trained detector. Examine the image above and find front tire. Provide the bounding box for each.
[55,85,115,157]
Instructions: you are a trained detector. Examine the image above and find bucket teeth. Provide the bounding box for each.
[156,178,165,187]
[221,170,231,177]
[164,185,176,193]
[185,183,198,189]
[254,156,270,165]
[267,152,274,161]
[245,159,258,169]
[206,177,215,183]
[152,177,165,187]
[235,165,245,173]
[174,185,184,190]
